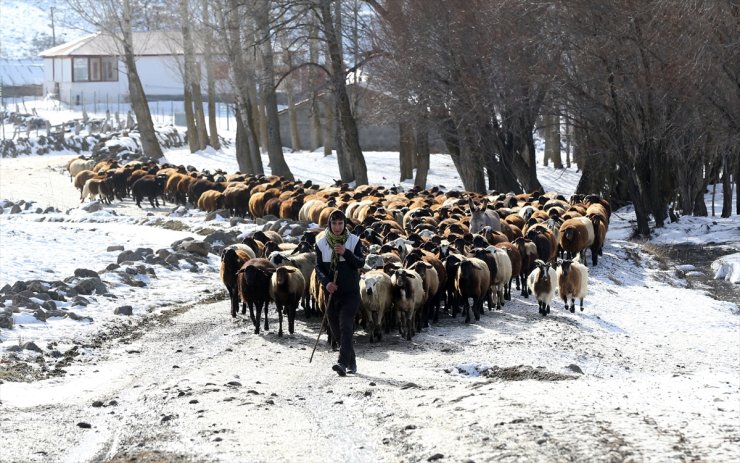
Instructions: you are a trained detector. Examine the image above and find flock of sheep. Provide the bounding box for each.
[65,156,610,342]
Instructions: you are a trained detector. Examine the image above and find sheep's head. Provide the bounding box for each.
[560,259,573,275]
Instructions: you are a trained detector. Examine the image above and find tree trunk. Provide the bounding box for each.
[721,152,732,218]
[223,0,262,174]
[322,100,334,156]
[202,0,220,150]
[319,0,368,185]
[334,96,352,182]
[180,0,208,150]
[192,69,209,150]
[286,77,302,151]
[256,0,293,180]
[550,113,563,168]
[183,80,199,153]
[234,106,253,174]
[564,116,572,168]
[308,18,323,151]
[414,117,430,189]
[122,0,162,159]
[399,120,414,182]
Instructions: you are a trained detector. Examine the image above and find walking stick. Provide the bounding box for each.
[309,271,339,363]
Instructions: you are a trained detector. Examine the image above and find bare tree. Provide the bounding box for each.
[67,0,163,159]
[255,0,294,180]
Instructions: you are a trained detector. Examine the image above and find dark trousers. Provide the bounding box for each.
[327,292,360,369]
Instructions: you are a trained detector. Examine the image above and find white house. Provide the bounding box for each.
[39,31,225,106]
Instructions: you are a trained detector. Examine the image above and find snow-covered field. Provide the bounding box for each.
[0,105,738,462]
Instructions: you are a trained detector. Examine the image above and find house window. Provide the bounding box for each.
[72,57,118,82]
[101,57,117,81]
[90,59,101,81]
[73,58,89,81]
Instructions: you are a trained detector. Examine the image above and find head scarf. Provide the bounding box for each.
[326,226,349,272]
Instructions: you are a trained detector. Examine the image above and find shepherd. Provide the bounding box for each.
[314,209,366,376]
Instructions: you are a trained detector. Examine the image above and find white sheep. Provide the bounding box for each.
[359,270,393,342]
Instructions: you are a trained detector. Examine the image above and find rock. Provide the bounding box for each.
[70,277,107,296]
[77,422,92,429]
[66,312,93,322]
[107,245,125,252]
[205,209,230,221]
[566,364,584,374]
[10,204,22,214]
[74,268,99,278]
[23,341,43,353]
[0,312,13,329]
[33,308,48,321]
[10,281,27,293]
[43,206,59,214]
[427,454,444,462]
[117,250,141,264]
[71,296,90,306]
[204,230,240,247]
[105,263,120,271]
[114,306,133,316]
[46,289,65,301]
[41,300,57,311]
[92,400,104,408]
[11,294,39,310]
[181,240,211,257]
[134,248,154,259]
[81,201,103,212]
[25,280,49,293]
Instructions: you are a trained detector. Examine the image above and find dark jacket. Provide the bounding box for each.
[315,230,365,296]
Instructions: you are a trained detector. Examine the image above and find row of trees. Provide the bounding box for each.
[64,0,738,235]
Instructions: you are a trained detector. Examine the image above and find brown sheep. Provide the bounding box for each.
[221,248,252,317]
[269,266,306,336]
[589,215,608,266]
[558,217,595,264]
[556,259,589,313]
[237,258,276,334]
[455,257,490,323]
[197,190,224,212]
[513,237,538,298]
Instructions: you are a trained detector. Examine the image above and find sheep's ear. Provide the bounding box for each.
[285,267,297,273]
[423,262,433,269]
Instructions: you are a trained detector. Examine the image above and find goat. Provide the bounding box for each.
[527,260,557,316]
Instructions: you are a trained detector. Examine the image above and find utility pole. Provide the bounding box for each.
[50,7,56,46]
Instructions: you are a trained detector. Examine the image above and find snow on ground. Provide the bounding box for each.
[0,105,739,462]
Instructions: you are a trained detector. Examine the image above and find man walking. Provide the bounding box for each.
[315,209,365,376]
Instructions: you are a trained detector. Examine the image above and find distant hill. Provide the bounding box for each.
[0,0,85,59]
